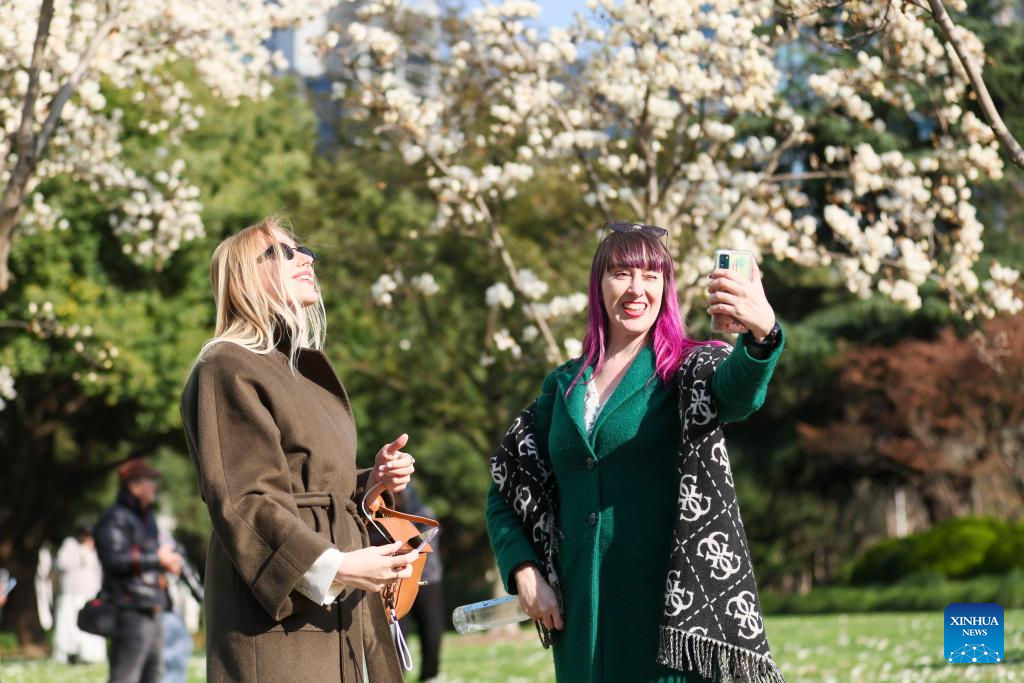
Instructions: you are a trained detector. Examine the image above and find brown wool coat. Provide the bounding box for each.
[180,341,403,683]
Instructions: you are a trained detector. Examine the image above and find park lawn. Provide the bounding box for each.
[1,610,1022,682]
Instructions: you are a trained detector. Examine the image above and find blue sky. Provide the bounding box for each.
[535,0,591,27]
[455,0,593,28]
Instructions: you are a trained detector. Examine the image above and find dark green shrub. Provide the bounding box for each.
[903,517,1007,579]
[762,570,1024,614]
[983,523,1024,574]
[849,516,1011,584]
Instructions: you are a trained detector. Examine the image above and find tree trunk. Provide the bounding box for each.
[0,203,24,292]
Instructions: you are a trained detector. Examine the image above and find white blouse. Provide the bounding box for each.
[583,380,604,436]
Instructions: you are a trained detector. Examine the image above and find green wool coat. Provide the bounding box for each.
[486,334,784,683]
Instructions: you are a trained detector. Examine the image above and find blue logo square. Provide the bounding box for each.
[945,603,1004,664]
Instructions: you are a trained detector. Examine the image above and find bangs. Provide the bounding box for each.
[601,231,672,275]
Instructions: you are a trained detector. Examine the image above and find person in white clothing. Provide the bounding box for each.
[52,526,107,664]
[35,543,54,631]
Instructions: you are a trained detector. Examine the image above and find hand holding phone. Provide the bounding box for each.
[710,249,754,334]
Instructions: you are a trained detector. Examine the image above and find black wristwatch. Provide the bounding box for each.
[746,321,781,351]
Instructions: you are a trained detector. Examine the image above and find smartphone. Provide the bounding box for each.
[403,527,439,551]
[2,577,16,597]
[711,249,754,334]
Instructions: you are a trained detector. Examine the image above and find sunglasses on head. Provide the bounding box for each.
[260,242,316,263]
[604,220,668,238]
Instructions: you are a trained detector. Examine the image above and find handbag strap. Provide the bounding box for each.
[361,482,440,530]
[390,610,414,670]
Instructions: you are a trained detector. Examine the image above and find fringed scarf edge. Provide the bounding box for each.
[657,626,786,683]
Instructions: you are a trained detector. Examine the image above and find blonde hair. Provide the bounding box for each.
[198,215,326,366]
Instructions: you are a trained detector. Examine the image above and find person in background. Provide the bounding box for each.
[397,482,444,681]
[95,459,183,683]
[0,567,11,613]
[157,515,202,683]
[52,525,107,664]
[36,542,54,633]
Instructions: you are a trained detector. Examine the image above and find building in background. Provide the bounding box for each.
[267,0,440,152]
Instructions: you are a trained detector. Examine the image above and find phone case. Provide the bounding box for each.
[711,249,754,334]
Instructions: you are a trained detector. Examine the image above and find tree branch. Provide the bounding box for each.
[717,128,809,235]
[0,1,120,293]
[660,99,704,194]
[925,0,1024,170]
[384,114,566,364]
[0,0,55,293]
[473,194,564,363]
[36,11,124,160]
[768,170,850,182]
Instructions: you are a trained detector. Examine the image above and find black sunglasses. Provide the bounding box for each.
[604,220,668,238]
[260,243,316,263]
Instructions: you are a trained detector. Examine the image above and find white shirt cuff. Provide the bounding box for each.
[295,548,346,605]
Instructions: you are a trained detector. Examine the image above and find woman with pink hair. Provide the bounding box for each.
[486,223,784,682]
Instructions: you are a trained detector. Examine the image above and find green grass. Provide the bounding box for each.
[2,611,1023,681]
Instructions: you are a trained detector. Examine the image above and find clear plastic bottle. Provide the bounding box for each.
[451,596,529,634]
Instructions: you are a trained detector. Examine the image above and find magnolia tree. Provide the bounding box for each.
[782,0,1024,171]
[328,0,1022,365]
[0,0,336,408]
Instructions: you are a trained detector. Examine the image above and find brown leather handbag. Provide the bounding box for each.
[361,481,439,621]
[361,481,439,671]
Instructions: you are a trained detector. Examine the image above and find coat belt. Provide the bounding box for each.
[292,491,364,545]
[293,491,333,509]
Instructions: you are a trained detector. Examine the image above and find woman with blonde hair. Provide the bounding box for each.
[180,216,418,682]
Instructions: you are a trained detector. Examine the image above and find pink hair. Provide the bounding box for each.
[567,230,712,395]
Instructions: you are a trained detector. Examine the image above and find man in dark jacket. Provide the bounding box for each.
[95,460,182,683]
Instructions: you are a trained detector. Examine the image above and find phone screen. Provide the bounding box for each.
[405,527,439,550]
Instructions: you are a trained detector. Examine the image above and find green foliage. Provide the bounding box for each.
[0,70,320,615]
[847,517,1023,585]
[762,569,1024,614]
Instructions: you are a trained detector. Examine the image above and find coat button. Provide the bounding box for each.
[587,513,598,527]
[585,457,596,470]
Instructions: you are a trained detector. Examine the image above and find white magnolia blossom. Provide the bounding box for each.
[534,292,589,320]
[517,268,549,300]
[493,327,522,359]
[410,272,440,296]
[330,0,1021,335]
[1,0,335,267]
[485,282,515,309]
[0,365,16,411]
[371,271,401,306]
[563,337,583,360]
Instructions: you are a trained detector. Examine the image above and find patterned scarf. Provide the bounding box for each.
[489,345,785,682]
[489,405,562,647]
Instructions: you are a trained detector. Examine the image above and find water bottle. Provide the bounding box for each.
[452,595,529,634]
